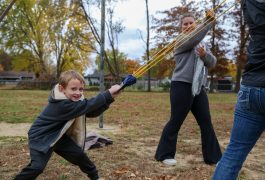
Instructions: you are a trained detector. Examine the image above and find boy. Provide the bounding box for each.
[14,70,121,180]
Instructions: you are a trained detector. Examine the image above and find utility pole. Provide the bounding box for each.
[145,0,151,92]
[99,0,106,128]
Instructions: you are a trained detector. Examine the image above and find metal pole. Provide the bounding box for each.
[99,0,105,128]
[0,0,16,23]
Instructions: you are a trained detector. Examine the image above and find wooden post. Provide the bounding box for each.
[99,0,106,128]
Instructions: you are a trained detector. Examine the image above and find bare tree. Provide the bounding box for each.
[79,0,114,75]
[79,0,124,82]
[106,8,125,82]
[207,0,230,92]
[230,1,248,92]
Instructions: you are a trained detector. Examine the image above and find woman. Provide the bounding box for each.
[155,11,222,166]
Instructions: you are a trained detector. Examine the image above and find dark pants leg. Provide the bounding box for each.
[155,82,193,161]
[14,148,53,180]
[191,89,222,164]
[54,134,99,180]
[14,134,98,180]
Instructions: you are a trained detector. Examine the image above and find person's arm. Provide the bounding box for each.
[70,84,120,118]
[175,21,213,55]
[39,85,121,122]
[59,91,112,119]
[41,84,121,121]
[85,90,114,117]
[200,45,217,68]
[245,0,265,25]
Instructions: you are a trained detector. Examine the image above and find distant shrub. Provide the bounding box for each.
[86,86,99,91]
[16,80,56,90]
[159,81,171,91]
[137,84,144,90]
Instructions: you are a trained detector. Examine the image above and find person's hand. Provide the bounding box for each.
[206,9,215,20]
[196,44,206,58]
[108,84,122,98]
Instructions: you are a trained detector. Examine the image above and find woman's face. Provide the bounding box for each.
[181,16,196,33]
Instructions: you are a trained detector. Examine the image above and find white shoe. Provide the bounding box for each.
[162,159,176,166]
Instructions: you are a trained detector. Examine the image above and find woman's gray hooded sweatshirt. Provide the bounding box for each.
[28,84,114,154]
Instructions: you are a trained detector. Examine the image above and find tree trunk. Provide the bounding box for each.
[235,2,248,93]
[145,0,151,92]
[235,66,241,92]
[209,0,216,93]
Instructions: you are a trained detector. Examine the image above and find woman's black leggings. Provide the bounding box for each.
[155,81,222,164]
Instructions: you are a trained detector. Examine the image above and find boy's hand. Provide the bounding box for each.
[108,84,122,98]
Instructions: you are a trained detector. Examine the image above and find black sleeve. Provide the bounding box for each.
[244,0,265,28]
[59,91,114,120]
[86,91,115,117]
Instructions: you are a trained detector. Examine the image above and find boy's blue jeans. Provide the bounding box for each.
[212,85,265,180]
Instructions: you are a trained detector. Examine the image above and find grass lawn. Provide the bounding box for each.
[0,90,264,179]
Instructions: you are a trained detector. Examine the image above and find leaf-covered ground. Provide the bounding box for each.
[0,91,264,179]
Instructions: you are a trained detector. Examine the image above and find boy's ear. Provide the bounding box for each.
[58,84,64,92]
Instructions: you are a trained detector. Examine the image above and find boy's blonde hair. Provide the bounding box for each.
[58,70,85,87]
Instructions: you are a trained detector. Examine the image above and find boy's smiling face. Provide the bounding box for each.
[59,78,85,101]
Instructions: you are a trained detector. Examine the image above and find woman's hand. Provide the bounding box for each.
[206,9,215,21]
[205,9,216,21]
[196,44,206,58]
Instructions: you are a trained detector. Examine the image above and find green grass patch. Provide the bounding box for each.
[0,90,49,123]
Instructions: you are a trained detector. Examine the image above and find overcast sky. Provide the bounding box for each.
[87,0,183,74]
[87,0,237,74]
[114,0,181,60]
[87,0,205,74]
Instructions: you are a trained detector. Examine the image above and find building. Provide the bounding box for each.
[84,71,101,86]
[217,76,234,92]
[0,71,35,85]
[84,71,126,86]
